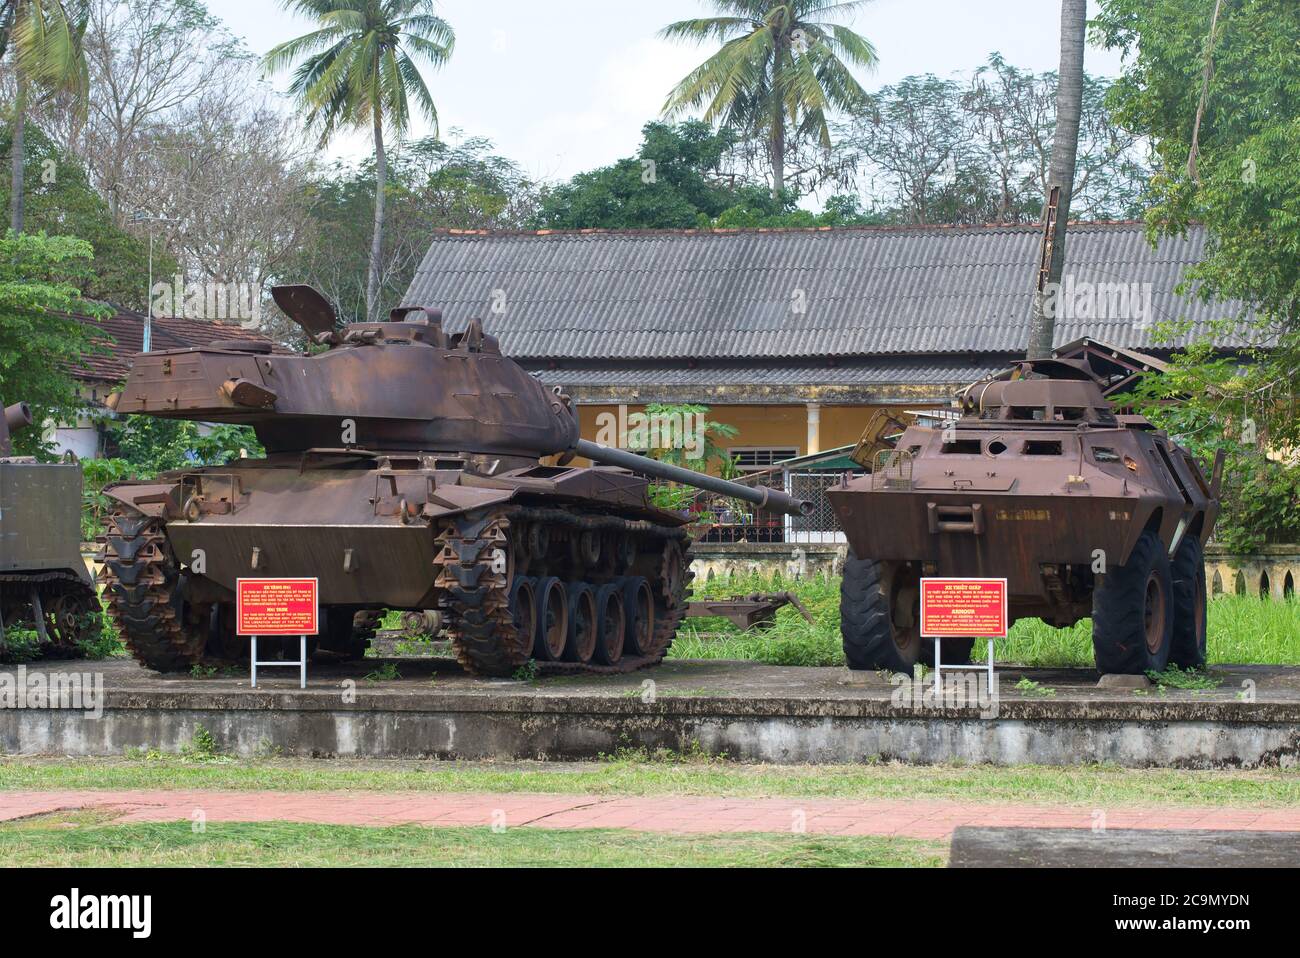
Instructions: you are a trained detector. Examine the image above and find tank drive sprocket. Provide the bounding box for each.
[98,505,210,673]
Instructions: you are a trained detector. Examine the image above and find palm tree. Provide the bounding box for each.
[659,0,876,200]
[264,0,453,321]
[3,0,89,234]
[1026,0,1086,360]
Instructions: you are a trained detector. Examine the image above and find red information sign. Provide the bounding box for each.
[236,578,319,636]
[920,578,1007,638]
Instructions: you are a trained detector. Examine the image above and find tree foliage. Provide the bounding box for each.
[660,0,876,198]
[837,54,1151,225]
[0,230,105,451]
[1095,0,1300,551]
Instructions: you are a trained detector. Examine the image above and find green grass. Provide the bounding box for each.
[0,815,941,867]
[3,755,1298,807]
[669,573,1300,668]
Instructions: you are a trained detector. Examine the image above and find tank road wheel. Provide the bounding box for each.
[563,582,598,663]
[1091,530,1173,675]
[644,539,691,660]
[44,586,101,657]
[435,511,534,676]
[620,576,655,656]
[1168,536,1208,670]
[840,553,921,673]
[508,577,538,649]
[99,507,209,673]
[592,584,627,666]
[533,577,568,661]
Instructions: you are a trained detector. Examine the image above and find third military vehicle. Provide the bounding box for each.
[0,400,100,659]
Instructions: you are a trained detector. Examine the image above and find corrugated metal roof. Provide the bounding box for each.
[71,310,287,384]
[530,357,1009,388]
[404,223,1243,361]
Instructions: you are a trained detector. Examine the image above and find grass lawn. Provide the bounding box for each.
[0,812,943,867]
[3,755,1298,807]
[671,573,1300,668]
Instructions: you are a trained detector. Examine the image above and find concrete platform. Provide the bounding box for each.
[1,657,1298,767]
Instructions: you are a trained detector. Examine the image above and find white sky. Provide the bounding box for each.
[208,0,1126,183]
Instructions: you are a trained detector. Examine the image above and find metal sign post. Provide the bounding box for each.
[249,635,309,690]
[919,577,1008,695]
[237,578,318,689]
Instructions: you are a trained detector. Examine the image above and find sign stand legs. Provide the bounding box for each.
[250,635,308,690]
[933,638,996,696]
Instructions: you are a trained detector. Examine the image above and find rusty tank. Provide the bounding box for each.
[828,353,1223,676]
[0,400,101,659]
[98,286,811,675]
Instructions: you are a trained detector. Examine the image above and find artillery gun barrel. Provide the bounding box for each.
[574,439,814,517]
[4,403,31,433]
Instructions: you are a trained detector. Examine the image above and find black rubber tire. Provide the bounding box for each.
[920,636,976,667]
[592,583,626,666]
[1091,530,1174,675]
[840,553,921,673]
[1169,536,1208,670]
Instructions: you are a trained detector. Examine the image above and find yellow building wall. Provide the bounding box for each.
[573,403,939,470]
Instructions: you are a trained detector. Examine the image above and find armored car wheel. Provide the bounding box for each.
[1091,530,1173,675]
[840,553,922,673]
[1168,536,1208,670]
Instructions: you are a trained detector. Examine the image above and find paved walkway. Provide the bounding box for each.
[2,790,1297,839]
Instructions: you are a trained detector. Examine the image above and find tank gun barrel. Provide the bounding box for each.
[575,439,813,517]
[4,403,31,434]
[0,401,32,456]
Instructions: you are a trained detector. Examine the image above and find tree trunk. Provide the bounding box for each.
[1026,0,1086,360]
[9,70,25,235]
[770,37,786,201]
[365,113,387,323]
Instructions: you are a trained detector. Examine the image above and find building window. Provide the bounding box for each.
[729,447,799,471]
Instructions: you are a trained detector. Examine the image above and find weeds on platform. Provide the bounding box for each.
[668,572,1300,668]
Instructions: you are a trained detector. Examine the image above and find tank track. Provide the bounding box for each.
[434,504,692,676]
[98,505,207,673]
[0,570,99,659]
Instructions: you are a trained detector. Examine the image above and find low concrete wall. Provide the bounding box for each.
[3,660,1298,768]
[692,541,1300,602]
[1205,544,1298,601]
[5,698,1297,768]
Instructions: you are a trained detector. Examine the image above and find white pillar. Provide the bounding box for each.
[805,402,821,456]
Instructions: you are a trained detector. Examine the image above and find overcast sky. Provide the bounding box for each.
[207,0,1126,182]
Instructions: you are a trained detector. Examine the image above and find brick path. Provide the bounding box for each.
[2,790,1297,839]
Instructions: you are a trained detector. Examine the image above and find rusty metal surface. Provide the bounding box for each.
[99,287,804,675]
[829,357,1220,623]
[687,591,816,630]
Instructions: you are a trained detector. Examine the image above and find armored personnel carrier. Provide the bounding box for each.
[0,400,101,658]
[98,286,810,675]
[828,353,1222,676]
